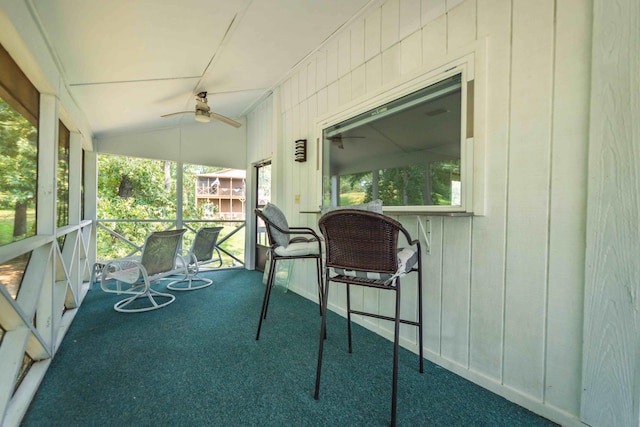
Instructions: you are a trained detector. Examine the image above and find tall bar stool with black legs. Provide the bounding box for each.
[314,209,424,427]
[254,203,323,340]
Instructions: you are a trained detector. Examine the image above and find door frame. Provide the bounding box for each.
[253,159,271,272]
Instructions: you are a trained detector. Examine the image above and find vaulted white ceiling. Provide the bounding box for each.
[30,0,373,137]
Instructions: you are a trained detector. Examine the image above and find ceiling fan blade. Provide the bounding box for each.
[327,135,365,141]
[161,111,193,118]
[208,112,242,128]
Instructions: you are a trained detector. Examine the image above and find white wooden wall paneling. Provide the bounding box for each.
[351,64,367,103]
[245,0,596,424]
[421,0,446,25]
[316,51,327,91]
[306,94,319,210]
[291,102,301,225]
[281,78,291,114]
[422,14,447,70]
[423,216,443,353]
[440,217,472,366]
[338,32,351,78]
[469,0,511,381]
[382,43,402,85]
[307,60,316,99]
[290,74,299,113]
[339,73,352,106]
[298,68,307,105]
[381,0,400,51]
[401,30,422,76]
[447,0,476,52]
[582,0,640,425]
[446,0,464,11]
[326,43,339,85]
[396,216,421,346]
[399,0,422,40]
[317,87,328,117]
[327,81,339,112]
[365,54,383,93]
[544,0,590,415]
[351,20,366,69]
[503,0,554,400]
[364,7,382,61]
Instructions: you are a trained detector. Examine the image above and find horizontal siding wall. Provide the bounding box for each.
[246,0,591,425]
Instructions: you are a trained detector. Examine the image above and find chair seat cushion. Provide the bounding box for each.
[274,240,320,257]
[331,247,418,284]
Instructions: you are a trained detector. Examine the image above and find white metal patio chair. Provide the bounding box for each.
[167,226,223,291]
[100,229,187,313]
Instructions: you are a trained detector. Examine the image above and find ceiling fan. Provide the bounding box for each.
[161,91,242,128]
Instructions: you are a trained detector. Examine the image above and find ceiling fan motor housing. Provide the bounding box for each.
[194,109,210,122]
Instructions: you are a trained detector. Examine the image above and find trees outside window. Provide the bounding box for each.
[0,97,38,245]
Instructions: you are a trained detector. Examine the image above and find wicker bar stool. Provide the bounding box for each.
[314,209,424,427]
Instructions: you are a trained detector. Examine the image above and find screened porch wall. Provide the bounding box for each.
[245,0,591,425]
[0,3,97,425]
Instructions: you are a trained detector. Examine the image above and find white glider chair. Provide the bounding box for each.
[100,229,187,313]
[167,226,223,291]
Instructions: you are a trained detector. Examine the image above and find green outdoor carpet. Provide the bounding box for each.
[22,269,557,426]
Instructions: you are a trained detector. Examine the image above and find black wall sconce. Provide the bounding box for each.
[294,139,307,163]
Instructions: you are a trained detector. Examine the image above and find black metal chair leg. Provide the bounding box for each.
[417,270,424,373]
[346,283,353,353]
[391,284,402,427]
[256,258,277,340]
[316,258,323,316]
[263,258,277,319]
[314,278,330,400]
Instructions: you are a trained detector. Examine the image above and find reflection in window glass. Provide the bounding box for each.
[57,122,70,229]
[0,97,38,244]
[0,252,31,299]
[323,73,463,208]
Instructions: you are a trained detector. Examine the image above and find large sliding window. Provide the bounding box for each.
[0,44,39,245]
[320,64,474,213]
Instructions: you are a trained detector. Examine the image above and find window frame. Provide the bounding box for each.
[316,56,477,215]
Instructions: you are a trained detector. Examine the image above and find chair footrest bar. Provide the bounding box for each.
[349,309,420,327]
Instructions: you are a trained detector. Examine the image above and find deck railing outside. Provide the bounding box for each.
[96,218,245,268]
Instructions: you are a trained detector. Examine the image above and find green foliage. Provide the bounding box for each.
[338,160,460,207]
[429,160,460,205]
[0,99,38,208]
[375,166,426,206]
[96,155,236,261]
[97,155,179,258]
[0,97,38,244]
[339,192,365,205]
